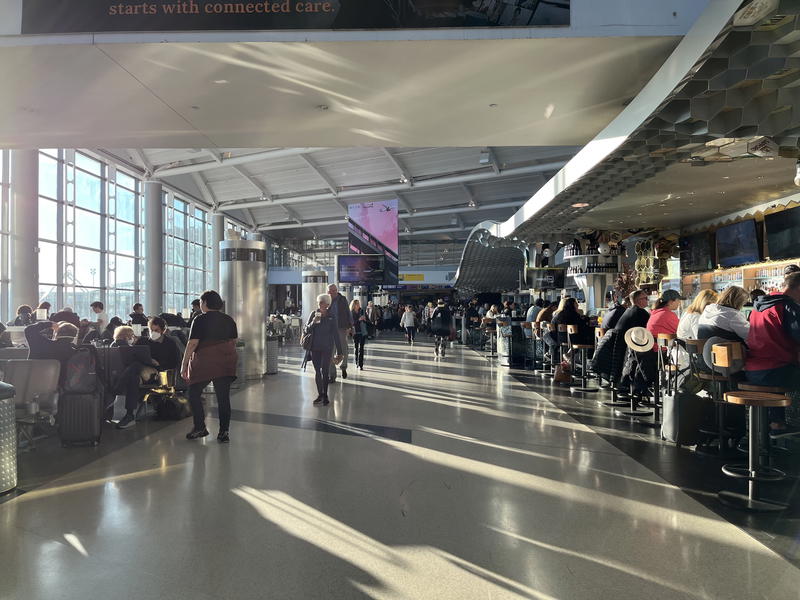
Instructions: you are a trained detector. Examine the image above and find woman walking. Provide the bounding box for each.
[306,294,343,405]
[181,290,238,443]
[430,299,452,358]
[350,299,368,370]
[400,305,417,345]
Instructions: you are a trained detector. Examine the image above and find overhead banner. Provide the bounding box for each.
[347,199,399,285]
[21,0,570,34]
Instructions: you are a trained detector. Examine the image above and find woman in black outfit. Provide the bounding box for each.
[551,297,593,345]
[350,299,367,370]
[181,290,238,443]
[306,293,343,405]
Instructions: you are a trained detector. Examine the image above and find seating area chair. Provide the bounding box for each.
[568,324,597,393]
[1,359,61,449]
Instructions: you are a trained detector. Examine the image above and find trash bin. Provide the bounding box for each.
[0,381,17,494]
[265,337,279,375]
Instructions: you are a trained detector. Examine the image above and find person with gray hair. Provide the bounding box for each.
[306,293,344,405]
[327,284,353,381]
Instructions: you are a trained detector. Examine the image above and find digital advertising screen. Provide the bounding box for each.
[527,268,565,290]
[337,254,386,285]
[347,200,399,284]
[679,232,713,273]
[765,207,800,261]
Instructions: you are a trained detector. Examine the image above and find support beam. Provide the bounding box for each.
[212,213,224,290]
[242,209,258,230]
[223,162,565,211]
[257,200,523,231]
[192,172,216,207]
[462,184,478,208]
[299,154,338,196]
[145,181,164,315]
[10,150,39,311]
[396,192,415,215]
[133,149,154,176]
[152,147,325,178]
[484,147,501,174]
[204,148,223,164]
[232,165,271,200]
[382,148,413,184]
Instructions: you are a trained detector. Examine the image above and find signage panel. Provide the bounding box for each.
[21,0,570,34]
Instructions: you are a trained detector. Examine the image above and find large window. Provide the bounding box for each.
[36,150,146,320]
[164,194,213,314]
[0,150,8,321]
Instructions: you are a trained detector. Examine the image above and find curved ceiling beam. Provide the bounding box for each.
[495,0,743,240]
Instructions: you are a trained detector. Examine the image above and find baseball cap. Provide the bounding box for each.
[660,289,686,302]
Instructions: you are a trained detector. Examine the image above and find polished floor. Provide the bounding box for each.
[2,335,800,599]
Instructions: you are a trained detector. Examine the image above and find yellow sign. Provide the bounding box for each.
[400,273,425,282]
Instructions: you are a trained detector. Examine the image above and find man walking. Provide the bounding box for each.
[327,284,353,381]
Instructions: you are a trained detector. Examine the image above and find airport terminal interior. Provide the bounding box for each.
[4,1,800,598]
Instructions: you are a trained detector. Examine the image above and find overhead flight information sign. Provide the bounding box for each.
[21,0,570,34]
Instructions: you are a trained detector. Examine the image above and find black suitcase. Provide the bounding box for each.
[59,392,103,446]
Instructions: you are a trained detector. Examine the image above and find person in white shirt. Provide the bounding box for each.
[88,301,108,333]
[526,299,544,323]
[677,289,718,340]
[400,306,417,345]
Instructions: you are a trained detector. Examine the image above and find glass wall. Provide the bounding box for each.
[36,150,146,320]
[0,150,8,321]
[164,193,213,314]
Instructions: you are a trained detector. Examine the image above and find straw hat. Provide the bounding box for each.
[624,327,655,352]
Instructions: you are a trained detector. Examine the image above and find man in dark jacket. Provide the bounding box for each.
[25,321,78,387]
[327,284,353,381]
[431,299,452,358]
[129,303,149,326]
[50,307,81,328]
[614,290,650,333]
[744,270,800,437]
[140,317,181,371]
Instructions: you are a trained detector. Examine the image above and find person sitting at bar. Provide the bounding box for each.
[526,298,544,323]
[535,301,558,323]
[551,297,592,346]
[602,295,628,330]
[24,320,78,386]
[614,289,650,333]
[697,286,750,343]
[50,307,81,328]
[744,269,800,437]
[647,289,684,345]
[129,303,149,326]
[677,289,718,340]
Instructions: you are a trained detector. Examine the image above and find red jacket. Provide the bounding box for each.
[647,308,679,350]
[745,293,800,371]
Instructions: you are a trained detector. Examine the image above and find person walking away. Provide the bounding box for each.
[431,299,452,358]
[307,294,344,404]
[401,305,417,345]
[365,300,379,339]
[181,290,238,443]
[351,299,368,370]
[327,284,353,381]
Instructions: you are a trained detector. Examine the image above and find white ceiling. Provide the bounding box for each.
[0,36,679,148]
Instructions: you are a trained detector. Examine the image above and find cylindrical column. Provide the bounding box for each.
[212,213,224,290]
[10,150,39,311]
[221,239,267,378]
[144,181,163,315]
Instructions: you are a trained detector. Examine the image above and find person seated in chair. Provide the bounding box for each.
[140,317,181,372]
[129,303,149,326]
[24,320,78,387]
[8,304,34,327]
[111,325,159,430]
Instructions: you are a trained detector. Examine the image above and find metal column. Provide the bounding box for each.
[144,181,163,315]
[212,213,224,290]
[9,150,39,311]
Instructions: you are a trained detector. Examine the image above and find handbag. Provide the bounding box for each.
[300,326,314,351]
[553,360,572,384]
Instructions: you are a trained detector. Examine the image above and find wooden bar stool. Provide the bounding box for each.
[736,383,791,461]
[718,391,790,512]
[469,317,482,348]
[567,324,598,393]
[547,323,560,379]
[556,324,573,385]
[534,322,551,376]
[594,327,611,388]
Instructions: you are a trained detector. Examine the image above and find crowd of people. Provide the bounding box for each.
[588,265,800,438]
[8,292,234,441]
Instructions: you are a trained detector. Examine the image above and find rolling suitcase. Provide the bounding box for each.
[59,346,103,447]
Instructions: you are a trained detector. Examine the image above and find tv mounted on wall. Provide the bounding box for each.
[715,219,760,268]
[679,232,713,273]
[765,207,800,261]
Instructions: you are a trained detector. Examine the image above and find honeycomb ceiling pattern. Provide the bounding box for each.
[454,226,526,293]
[513,0,800,239]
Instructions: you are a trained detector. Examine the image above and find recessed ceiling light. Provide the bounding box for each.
[213,79,228,84]
[316,104,329,111]
[571,202,590,208]
[489,103,498,108]
[191,105,200,110]
[722,176,730,179]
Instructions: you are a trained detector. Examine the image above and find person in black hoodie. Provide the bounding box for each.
[551,297,593,346]
[603,296,629,330]
[129,303,148,326]
[431,299,452,358]
[614,290,650,333]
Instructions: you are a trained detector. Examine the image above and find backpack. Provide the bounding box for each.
[63,346,99,394]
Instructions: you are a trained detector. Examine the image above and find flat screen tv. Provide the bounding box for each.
[765,207,800,261]
[337,254,386,285]
[680,232,712,273]
[528,268,565,289]
[715,219,760,268]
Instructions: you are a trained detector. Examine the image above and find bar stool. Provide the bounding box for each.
[699,341,745,457]
[617,331,654,418]
[521,322,534,370]
[603,330,630,407]
[555,324,573,385]
[534,322,551,377]
[482,318,497,358]
[547,323,561,379]
[594,327,610,388]
[736,383,792,461]
[469,317,482,348]
[718,391,790,512]
[568,324,598,393]
[499,319,514,367]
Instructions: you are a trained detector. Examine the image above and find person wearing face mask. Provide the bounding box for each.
[24,320,79,387]
[111,325,159,430]
[140,317,181,372]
